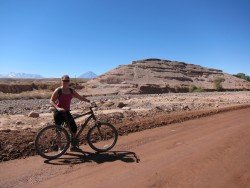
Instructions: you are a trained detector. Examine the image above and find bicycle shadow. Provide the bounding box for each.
[44,150,140,165]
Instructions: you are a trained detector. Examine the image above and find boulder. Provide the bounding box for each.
[117,102,126,108]
[28,111,39,118]
[49,107,56,112]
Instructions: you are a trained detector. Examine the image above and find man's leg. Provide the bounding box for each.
[66,112,80,151]
[54,111,64,150]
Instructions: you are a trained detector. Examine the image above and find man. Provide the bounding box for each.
[50,75,90,151]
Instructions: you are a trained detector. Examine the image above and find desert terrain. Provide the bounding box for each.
[0,91,249,161]
[0,105,250,187]
[1,59,250,187]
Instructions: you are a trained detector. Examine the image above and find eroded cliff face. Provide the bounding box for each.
[85,59,250,95]
[0,78,87,94]
[0,83,58,94]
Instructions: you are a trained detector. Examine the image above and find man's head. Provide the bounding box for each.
[61,75,70,86]
[61,75,70,82]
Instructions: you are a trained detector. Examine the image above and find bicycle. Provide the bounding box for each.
[35,102,118,160]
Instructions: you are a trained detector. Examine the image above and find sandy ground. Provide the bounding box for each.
[1,91,250,131]
[1,108,250,188]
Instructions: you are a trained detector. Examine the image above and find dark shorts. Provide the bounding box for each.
[53,111,77,133]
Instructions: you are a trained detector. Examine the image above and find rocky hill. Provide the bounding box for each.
[84,59,250,95]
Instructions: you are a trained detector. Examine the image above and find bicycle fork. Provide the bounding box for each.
[96,122,104,139]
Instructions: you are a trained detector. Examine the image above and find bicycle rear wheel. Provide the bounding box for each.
[35,125,70,159]
[87,122,118,152]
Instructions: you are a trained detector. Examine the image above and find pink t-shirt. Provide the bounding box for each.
[57,91,73,111]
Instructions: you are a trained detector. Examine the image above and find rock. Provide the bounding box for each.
[181,105,189,110]
[2,157,8,161]
[166,107,174,112]
[155,106,163,111]
[122,107,131,110]
[3,129,11,133]
[28,111,39,118]
[49,107,56,112]
[104,101,115,107]
[5,144,13,151]
[28,142,34,147]
[117,102,126,108]
[15,121,23,125]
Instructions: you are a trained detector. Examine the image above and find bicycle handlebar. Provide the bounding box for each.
[53,102,98,120]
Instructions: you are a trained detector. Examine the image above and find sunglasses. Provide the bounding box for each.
[62,80,70,82]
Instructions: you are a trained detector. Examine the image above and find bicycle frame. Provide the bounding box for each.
[64,107,98,139]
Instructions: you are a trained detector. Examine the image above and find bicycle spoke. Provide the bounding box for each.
[87,123,118,152]
[35,125,70,159]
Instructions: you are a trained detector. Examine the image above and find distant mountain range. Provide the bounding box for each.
[78,71,98,79]
[0,72,44,79]
[0,71,98,79]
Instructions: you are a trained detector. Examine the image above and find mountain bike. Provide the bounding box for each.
[35,103,118,160]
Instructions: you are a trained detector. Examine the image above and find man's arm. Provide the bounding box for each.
[72,90,90,103]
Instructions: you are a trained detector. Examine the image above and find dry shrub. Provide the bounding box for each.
[189,85,204,92]
[213,77,225,91]
[0,90,51,100]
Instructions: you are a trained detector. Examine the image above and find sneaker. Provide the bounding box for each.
[70,146,82,152]
[71,138,79,147]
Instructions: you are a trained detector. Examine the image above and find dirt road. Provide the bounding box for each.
[1,108,250,188]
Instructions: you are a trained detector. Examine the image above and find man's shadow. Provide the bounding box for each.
[44,150,140,165]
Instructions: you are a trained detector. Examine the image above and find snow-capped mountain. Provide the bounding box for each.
[0,72,43,79]
[78,71,98,79]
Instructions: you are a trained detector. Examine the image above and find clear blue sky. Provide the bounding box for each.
[0,0,249,77]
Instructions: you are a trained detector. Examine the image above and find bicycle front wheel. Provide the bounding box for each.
[87,122,118,152]
[35,125,70,159]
